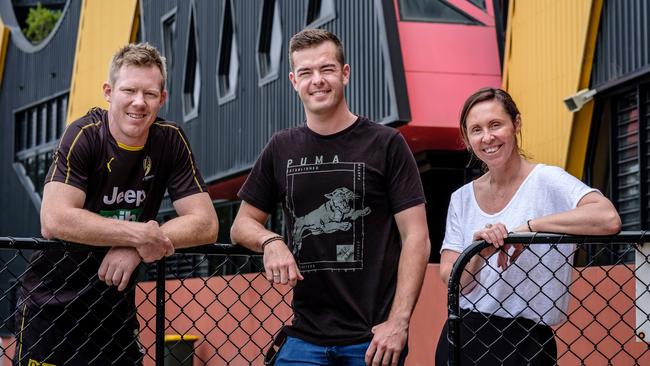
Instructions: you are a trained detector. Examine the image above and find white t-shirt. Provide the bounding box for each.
[441,164,598,325]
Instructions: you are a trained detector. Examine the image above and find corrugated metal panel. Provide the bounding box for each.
[0,0,80,236]
[591,0,650,89]
[0,0,80,335]
[503,0,596,170]
[66,0,138,123]
[141,0,406,183]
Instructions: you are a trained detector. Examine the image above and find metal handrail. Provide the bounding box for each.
[0,237,258,255]
[446,230,649,365]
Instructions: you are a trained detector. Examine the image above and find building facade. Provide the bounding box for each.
[0,0,503,254]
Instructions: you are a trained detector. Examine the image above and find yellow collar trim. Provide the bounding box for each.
[117,141,144,151]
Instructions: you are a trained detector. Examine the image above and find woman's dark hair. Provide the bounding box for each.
[458,87,526,166]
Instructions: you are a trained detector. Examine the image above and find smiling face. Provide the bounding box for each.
[103,64,167,147]
[288,41,350,118]
[465,100,521,169]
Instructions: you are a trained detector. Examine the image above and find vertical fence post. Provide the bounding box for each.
[446,240,489,366]
[447,262,462,366]
[156,257,166,366]
[447,302,460,365]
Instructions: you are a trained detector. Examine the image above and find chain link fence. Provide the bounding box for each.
[445,231,650,365]
[3,233,650,365]
[0,238,292,365]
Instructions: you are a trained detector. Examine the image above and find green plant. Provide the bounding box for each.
[23,3,62,44]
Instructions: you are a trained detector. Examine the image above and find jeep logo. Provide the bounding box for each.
[103,187,146,206]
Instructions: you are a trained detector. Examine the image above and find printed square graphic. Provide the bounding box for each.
[285,161,368,272]
[337,245,354,262]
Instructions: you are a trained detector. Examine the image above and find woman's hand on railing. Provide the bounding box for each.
[474,223,509,270]
[473,223,527,270]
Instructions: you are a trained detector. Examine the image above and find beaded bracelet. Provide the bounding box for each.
[527,219,534,232]
[261,235,284,251]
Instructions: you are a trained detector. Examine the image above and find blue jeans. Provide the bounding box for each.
[275,336,407,366]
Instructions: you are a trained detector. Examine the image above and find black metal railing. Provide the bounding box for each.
[446,231,650,365]
[0,238,292,365]
[4,232,650,365]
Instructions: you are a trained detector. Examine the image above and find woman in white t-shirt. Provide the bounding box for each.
[435,88,621,365]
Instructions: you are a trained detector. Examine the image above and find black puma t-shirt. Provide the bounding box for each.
[238,117,425,345]
[21,108,206,309]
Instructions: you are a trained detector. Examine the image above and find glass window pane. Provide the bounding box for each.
[183,8,200,117]
[217,0,239,101]
[16,111,28,152]
[614,90,640,230]
[37,153,47,195]
[162,11,176,97]
[306,0,335,26]
[258,0,282,81]
[163,16,176,69]
[29,109,38,149]
[398,0,477,24]
[269,3,282,74]
[306,0,322,23]
[39,104,47,145]
[26,156,37,187]
[469,0,486,11]
[228,37,238,92]
[49,99,58,142]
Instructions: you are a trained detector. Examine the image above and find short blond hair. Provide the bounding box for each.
[108,42,167,90]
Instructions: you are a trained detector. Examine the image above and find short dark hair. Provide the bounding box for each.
[288,29,345,70]
[109,42,167,90]
[459,87,526,163]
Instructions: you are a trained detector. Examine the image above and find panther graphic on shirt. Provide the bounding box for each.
[291,187,371,256]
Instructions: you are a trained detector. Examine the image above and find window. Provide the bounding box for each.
[257,0,282,85]
[469,0,486,11]
[398,0,480,24]
[182,2,200,121]
[216,0,239,104]
[160,7,177,113]
[584,84,650,264]
[597,89,646,264]
[305,0,335,27]
[14,92,68,204]
[162,15,176,70]
[612,91,642,231]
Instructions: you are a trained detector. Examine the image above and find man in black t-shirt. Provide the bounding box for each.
[231,29,430,366]
[14,43,218,366]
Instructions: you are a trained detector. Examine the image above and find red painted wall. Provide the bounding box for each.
[393,0,502,153]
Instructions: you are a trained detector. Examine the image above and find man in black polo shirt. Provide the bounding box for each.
[14,43,218,365]
[231,29,430,366]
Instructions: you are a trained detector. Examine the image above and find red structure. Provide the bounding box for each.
[394,0,502,153]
